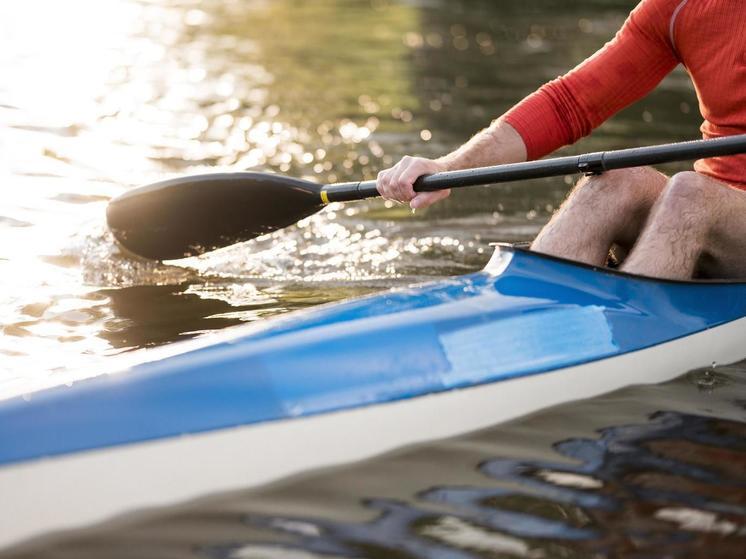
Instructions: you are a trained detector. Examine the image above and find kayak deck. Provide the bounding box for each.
[2,246,746,467]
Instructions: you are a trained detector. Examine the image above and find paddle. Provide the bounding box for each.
[107,134,746,260]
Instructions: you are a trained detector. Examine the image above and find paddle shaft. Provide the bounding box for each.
[322,134,746,203]
[107,134,746,260]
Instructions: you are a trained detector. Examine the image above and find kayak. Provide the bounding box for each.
[2,245,746,551]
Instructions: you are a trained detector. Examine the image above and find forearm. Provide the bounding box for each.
[436,118,527,171]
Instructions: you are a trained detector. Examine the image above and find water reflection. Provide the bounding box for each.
[202,412,744,558]
[98,280,380,350]
[8,366,744,558]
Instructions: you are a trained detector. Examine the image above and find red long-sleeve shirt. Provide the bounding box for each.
[504,0,746,187]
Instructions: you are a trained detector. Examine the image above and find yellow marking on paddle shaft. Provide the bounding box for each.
[320,190,330,204]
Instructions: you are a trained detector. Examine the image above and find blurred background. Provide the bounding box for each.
[0,0,702,394]
[4,2,746,558]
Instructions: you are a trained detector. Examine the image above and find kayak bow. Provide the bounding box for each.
[2,245,746,550]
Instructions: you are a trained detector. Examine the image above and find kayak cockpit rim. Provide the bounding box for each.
[501,244,746,285]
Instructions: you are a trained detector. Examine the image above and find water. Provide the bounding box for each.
[0,0,702,393]
[1,0,743,556]
[6,366,746,558]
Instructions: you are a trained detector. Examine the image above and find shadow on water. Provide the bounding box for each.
[98,284,248,349]
[97,280,381,350]
[8,365,745,559]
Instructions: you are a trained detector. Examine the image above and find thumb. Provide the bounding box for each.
[410,189,451,210]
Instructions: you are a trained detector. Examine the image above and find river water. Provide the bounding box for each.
[1,0,743,556]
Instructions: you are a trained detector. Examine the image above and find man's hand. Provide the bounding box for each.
[375,120,526,210]
[376,156,450,210]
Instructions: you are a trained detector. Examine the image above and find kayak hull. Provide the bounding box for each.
[2,246,746,551]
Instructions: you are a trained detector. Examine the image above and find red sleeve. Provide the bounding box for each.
[504,0,680,160]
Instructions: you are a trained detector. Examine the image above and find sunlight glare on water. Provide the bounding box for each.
[0,0,490,397]
[1,0,185,394]
[0,0,702,398]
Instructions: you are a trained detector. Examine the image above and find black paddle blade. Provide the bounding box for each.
[106,172,323,260]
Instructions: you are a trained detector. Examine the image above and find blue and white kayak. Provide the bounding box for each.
[2,245,746,551]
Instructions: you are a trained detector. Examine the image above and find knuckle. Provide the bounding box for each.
[399,168,416,184]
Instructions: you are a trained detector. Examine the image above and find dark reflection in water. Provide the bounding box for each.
[98,284,247,348]
[9,366,745,559]
[98,281,381,349]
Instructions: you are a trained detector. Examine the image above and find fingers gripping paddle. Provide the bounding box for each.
[107,134,746,260]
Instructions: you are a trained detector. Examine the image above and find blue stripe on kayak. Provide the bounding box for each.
[1,248,745,466]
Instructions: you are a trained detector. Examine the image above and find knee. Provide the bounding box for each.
[661,171,715,206]
[655,172,716,227]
